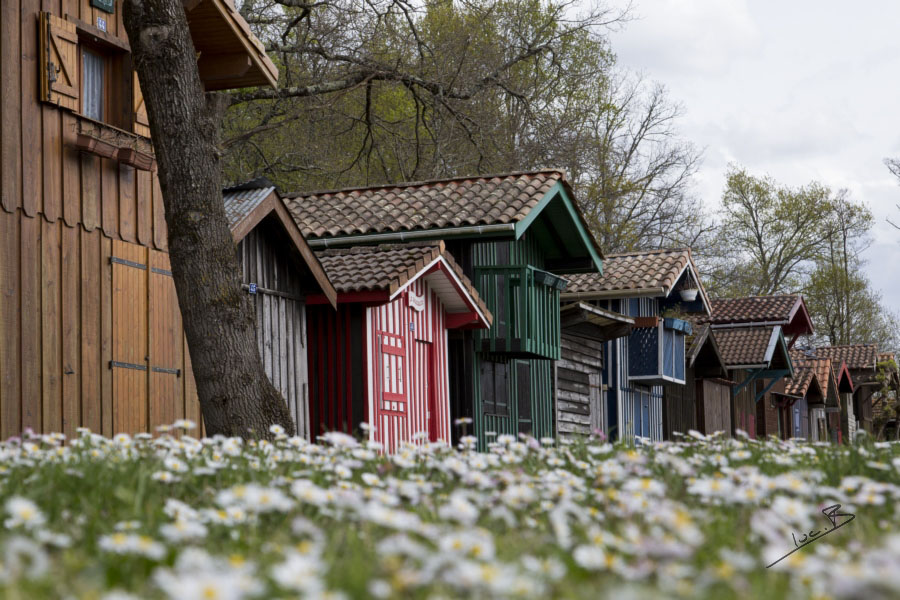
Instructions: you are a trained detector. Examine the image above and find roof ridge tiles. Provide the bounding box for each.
[284,168,567,199]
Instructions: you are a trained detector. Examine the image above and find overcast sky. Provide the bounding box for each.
[609,0,900,314]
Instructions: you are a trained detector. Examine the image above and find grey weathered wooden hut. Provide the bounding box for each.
[555,303,633,437]
[224,180,337,438]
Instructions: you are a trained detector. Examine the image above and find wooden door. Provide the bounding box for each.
[416,340,438,442]
[516,361,532,435]
[376,331,408,453]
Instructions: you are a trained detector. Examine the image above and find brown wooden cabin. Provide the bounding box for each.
[224,181,337,439]
[706,295,814,439]
[555,302,633,438]
[813,345,880,438]
[0,0,283,439]
[784,353,845,442]
[662,322,732,439]
[873,352,898,439]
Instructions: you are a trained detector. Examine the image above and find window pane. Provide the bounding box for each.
[83,50,104,120]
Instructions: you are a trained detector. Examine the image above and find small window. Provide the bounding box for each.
[82,49,104,121]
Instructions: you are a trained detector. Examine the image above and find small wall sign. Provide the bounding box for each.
[409,292,425,312]
[96,17,107,32]
[248,283,258,295]
[91,0,115,14]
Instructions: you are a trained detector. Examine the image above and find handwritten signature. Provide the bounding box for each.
[766,504,856,568]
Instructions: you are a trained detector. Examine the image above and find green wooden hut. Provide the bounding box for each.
[285,170,602,446]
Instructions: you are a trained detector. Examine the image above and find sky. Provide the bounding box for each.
[608,0,900,315]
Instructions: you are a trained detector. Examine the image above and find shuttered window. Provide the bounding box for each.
[480,358,509,417]
[39,11,148,136]
[82,49,104,120]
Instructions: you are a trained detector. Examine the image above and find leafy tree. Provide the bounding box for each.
[706,166,838,297]
[874,357,900,441]
[223,0,628,188]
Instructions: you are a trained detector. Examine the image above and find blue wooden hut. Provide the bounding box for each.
[562,249,710,441]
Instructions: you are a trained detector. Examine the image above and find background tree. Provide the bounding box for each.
[886,157,900,230]
[223,1,707,251]
[564,74,708,253]
[703,166,837,297]
[703,165,898,351]
[873,357,900,441]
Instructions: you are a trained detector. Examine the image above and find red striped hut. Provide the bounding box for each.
[305,242,492,452]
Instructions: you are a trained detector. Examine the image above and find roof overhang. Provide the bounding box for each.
[721,326,793,377]
[229,189,337,309]
[514,181,604,275]
[560,302,634,342]
[691,326,729,378]
[783,296,815,337]
[388,256,492,329]
[184,0,279,90]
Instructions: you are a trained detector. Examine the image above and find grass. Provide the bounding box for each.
[0,425,898,599]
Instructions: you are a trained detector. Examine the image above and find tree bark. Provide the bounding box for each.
[123,0,294,438]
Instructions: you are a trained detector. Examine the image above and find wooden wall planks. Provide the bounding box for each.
[0,209,200,437]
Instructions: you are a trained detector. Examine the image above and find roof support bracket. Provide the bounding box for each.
[755,369,791,403]
[732,368,764,397]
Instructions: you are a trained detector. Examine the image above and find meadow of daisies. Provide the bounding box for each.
[1,423,899,599]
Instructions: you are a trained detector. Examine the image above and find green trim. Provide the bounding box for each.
[513,182,603,274]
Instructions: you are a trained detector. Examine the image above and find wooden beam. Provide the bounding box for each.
[198,53,252,82]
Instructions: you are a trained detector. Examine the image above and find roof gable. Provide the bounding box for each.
[285,170,602,273]
[315,242,492,328]
[562,248,710,312]
[714,325,792,373]
[223,186,337,308]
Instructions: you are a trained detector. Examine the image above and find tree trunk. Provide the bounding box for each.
[122,0,294,438]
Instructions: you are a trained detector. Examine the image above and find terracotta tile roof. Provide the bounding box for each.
[563,248,706,300]
[223,186,276,231]
[785,366,816,397]
[315,242,491,323]
[714,326,779,367]
[878,352,896,365]
[709,295,799,325]
[285,170,565,239]
[812,344,878,371]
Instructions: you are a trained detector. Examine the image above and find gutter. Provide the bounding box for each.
[308,223,517,248]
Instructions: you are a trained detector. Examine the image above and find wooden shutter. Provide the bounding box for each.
[110,240,149,434]
[39,12,79,111]
[133,71,151,137]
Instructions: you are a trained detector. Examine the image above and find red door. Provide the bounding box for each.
[376,331,408,453]
[417,341,438,442]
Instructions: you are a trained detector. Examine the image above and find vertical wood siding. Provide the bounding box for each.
[606,296,664,442]
[238,227,309,437]
[368,279,451,453]
[306,304,362,440]
[468,234,556,448]
[0,209,200,437]
[1,2,167,250]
